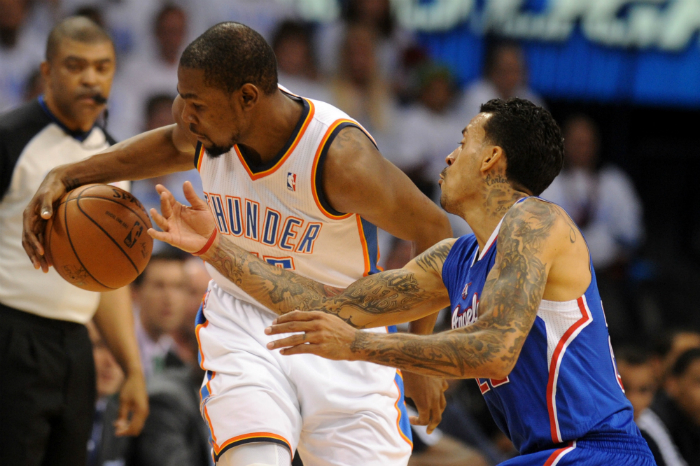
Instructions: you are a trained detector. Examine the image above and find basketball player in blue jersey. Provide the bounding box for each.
[147,98,656,465]
[23,22,453,466]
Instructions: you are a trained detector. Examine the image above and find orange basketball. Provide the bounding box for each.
[44,184,153,292]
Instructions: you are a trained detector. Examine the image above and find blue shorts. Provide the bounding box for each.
[500,434,656,466]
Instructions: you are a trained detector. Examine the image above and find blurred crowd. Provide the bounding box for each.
[1,0,697,465]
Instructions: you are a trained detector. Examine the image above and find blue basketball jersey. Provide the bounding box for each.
[441,198,642,455]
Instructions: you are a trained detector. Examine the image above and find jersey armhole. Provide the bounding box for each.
[194,141,204,172]
[312,121,378,219]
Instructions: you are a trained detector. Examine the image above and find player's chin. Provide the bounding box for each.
[204,142,232,157]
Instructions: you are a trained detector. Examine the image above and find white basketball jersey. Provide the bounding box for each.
[196,90,381,306]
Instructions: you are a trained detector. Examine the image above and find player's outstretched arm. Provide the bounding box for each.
[268,199,565,379]
[147,182,453,328]
[22,96,196,272]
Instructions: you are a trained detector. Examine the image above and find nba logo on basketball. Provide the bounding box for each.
[287,172,296,192]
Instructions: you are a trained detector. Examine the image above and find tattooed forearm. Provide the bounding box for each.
[349,328,512,377]
[205,236,451,328]
[347,199,561,378]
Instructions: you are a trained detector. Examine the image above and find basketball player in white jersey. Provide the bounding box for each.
[23,23,452,466]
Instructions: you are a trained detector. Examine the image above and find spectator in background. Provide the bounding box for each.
[86,322,131,466]
[0,0,44,111]
[208,0,298,42]
[651,330,700,383]
[172,257,211,366]
[460,40,543,121]
[130,258,211,466]
[641,348,700,466]
[129,93,204,253]
[271,20,332,102]
[329,23,400,159]
[132,251,188,380]
[616,347,658,422]
[617,345,687,466]
[318,0,414,80]
[394,64,473,238]
[542,114,644,338]
[542,115,644,271]
[109,3,187,140]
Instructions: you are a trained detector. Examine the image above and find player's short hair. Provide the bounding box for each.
[133,249,187,287]
[480,98,564,196]
[671,347,700,377]
[180,22,278,95]
[46,16,113,62]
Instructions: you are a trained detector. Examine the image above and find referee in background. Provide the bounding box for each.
[0,17,147,465]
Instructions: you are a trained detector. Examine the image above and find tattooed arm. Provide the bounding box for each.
[268,199,575,378]
[146,181,454,328]
[204,235,455,329]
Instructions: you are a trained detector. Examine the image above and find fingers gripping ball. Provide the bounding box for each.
[44,184,153,291]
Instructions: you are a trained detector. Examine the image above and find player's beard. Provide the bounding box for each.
[205,143,233,157]
[205,132,238,158]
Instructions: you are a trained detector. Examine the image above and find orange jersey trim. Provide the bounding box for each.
[393,371,414,448]
[195,143,205,172]
[311,119,376,220]
[214,432,293,455]
[235,99,315,181]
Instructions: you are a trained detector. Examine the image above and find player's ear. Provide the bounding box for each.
[238,83,259,110]
[480,145,504,173]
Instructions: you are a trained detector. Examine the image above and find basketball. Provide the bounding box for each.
[44,184,153,292]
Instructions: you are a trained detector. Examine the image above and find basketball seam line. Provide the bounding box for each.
[75,190,142,275]
[73,193,150,227]
[64,194,115,290]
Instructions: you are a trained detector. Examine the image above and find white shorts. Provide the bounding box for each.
[195,282,413,465]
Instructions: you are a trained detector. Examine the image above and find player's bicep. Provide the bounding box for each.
[323,127,450,243]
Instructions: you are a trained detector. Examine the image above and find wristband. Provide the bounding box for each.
[193,228,218,256]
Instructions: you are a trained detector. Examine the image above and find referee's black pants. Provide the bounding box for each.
[0,303,96,466]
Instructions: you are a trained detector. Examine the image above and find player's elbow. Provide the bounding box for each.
[412,209,453,249]
[487,361,515,380]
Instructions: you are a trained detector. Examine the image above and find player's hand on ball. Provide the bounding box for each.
[22,167,67,272]
[403,372,448,434]
[148,181,217,254]
[265,311,358,361]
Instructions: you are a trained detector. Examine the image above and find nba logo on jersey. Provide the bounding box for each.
[287,172,296,192]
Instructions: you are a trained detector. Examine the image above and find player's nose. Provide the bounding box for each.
[445,150,456,166]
